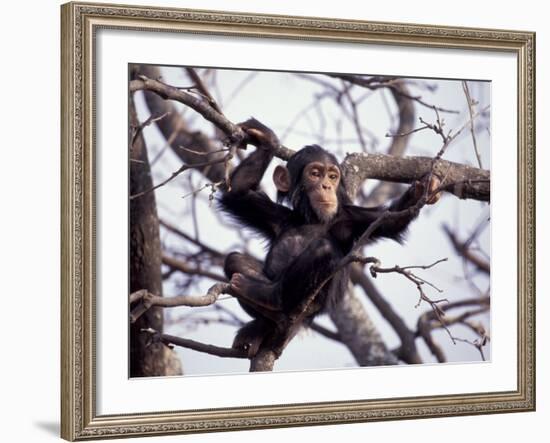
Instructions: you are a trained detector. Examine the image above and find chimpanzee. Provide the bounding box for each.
[220,118,440,357]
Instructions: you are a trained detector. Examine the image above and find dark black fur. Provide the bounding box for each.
[219,118,421,355]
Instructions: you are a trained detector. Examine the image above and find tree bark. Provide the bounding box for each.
[342,153,490,202]
[129,98,182,377]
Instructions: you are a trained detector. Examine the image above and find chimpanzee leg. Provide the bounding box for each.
[224,252,269,282]
[223,252,276,356]
[224,239,340,314]
[224,252,281,311]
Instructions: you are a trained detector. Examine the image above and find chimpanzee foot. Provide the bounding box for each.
[229,273,250,296]
[232,331,263,359]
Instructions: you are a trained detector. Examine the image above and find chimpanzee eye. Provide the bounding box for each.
[329,174,338,181]
[311,170,320,177]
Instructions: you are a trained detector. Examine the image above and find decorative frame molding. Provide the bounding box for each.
[61,1,535,440]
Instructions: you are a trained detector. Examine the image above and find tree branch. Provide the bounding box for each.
[416,297,490,362]
[185,67,223,114]
[462,81,483,168]
[350,265,422,364]
[133,73,489,202]
[131,70,491,371]
[309,322,342,343]
[329,287,398,366]
[161,254,226,282]
[363,80,416,206]
[131,76,243,141]
[443,224,490,275]
[131,75,295,161]
[129,157,226,200]
[159,219,226,262]
[129,283,230,324]
[142,328,248,359]
[329,74,460,114]
[341,153,490,201]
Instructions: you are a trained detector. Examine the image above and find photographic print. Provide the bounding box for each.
[128,65,491,376]
[62,3,535,439]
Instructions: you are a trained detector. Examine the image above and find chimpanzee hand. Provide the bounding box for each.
[413,173,442,205]
[238,118,280,151]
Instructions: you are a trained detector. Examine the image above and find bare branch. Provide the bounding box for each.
[159,219,226,261]
[141,328,247,359]
[131,75,244,141]
[161,254,227,282]
[130,111,170,147]
[134,74,490,203]
[137,66,227,182]
[309,322,342,343]
[444,107,489,156]
[350,265,422,364]
[178,146,230,157]
[370,258,449,319]
[443,224,490,275]
[329,74,460,114]
[131,75,295,160]
[341,85,369,151]
[342,153,490,201]
[129,157,227,200]
[416,297,490,362]
[186,67,223,114]
[462,81,483,168]
[363,80,415,206]
[129,283,230,324]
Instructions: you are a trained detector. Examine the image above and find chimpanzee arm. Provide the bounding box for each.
[226,138,274,194]
[219,119,291,240]
[220,187,291,240]
[340,185,421,243]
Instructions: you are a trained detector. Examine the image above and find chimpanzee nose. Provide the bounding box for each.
[322,183,330,190]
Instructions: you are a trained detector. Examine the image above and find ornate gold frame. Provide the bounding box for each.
[60,1,535,440]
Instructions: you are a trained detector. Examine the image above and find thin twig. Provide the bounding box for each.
[462,81,483,168]
[328,74,460,114]
[416,296,490,361]
[129,158,226,200]
[178,146,229,156]
[443,224,490,274]
[309,322,342,342]
[130,111,171,147]
[186,67,223,114]
[161,254,226,282]
[386,123,431,138]
[370,259,449,322]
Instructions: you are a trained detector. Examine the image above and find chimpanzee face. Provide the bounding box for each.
[273,145,344,224]
[302,161,341,222]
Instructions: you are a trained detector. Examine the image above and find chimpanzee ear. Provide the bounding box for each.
[273,165,291,192]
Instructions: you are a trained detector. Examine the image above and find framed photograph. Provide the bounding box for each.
[61,1,535,440]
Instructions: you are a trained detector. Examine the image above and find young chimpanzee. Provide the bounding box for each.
[220,118,440,357]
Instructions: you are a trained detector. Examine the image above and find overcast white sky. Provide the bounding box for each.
[134,66,491,376]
